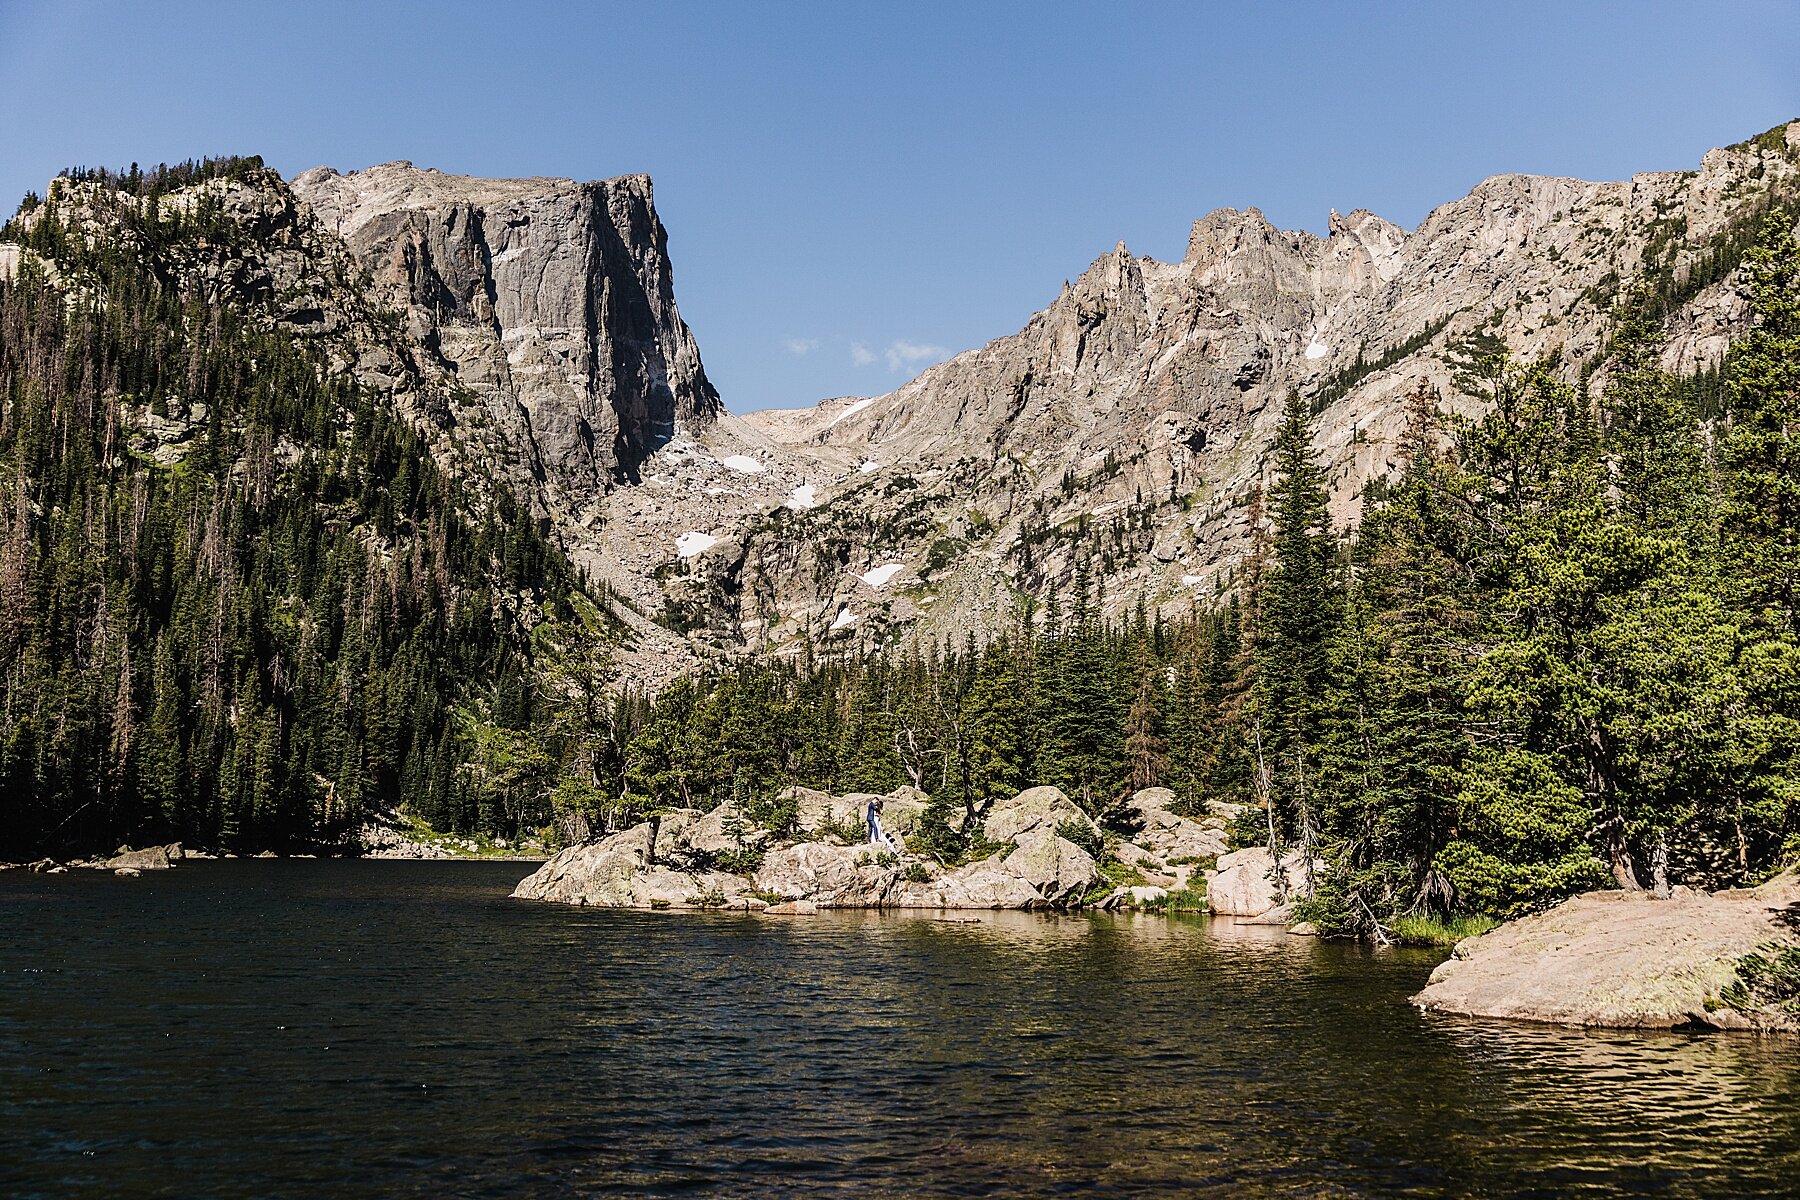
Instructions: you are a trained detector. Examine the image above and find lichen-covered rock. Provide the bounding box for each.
[674,802,769,859]
[511,815,743,909]
[102,844,182,871]
[890,856,1045,910]
[1124,788,1228,864]
[755,842,901,907]
[983,786,1093,845]
[1002,832,1099,905]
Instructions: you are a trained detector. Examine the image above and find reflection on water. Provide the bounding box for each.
[4,862,1799,1198]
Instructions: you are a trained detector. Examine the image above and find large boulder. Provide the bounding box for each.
[755,842,900,907]
[103,844,182,871]
[891,855,1046,909]
[513,840,646,905]
[1002,831,1099,905]
[792,786,930,843]
[1414,874,1800,1032]
[673,802,770,860]
[983,786,1093,845]
[1205,847,1315,917]
[786,787,839,835]
[511,817,745,908]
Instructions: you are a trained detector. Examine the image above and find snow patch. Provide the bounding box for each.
[787,483,817,510]
[1181,574,1205,587]
[826,398,874,428]
[720,454,765,474]
[829,608,859,632]
[858,459,881,474]
[674,532,717,558]
[1304,337,1331,361]
[859,563,906,589]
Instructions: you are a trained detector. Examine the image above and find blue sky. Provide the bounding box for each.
[2,1,1796,413]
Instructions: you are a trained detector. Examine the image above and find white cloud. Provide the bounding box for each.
[850,342,876,367]
[885,339,946,372]
[783,336,819,356]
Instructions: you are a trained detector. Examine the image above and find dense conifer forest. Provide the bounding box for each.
[0,160,598,857]
[3,160,1797,939]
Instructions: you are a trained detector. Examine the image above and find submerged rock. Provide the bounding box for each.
[764,899,819,916]
[1413,874,1800,1033]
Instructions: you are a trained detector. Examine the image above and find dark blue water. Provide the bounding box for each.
[4,860,1799,1198]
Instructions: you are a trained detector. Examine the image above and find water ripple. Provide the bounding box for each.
[4,861,1799,1198]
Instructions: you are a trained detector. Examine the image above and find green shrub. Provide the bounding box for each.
[1055,817,1103,860]
[903,862,932,883]
[1165,886,1209,912]
[818,813,864,844]
[712,847,765,875]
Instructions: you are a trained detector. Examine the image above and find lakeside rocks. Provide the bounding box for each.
[1413,873,1800,1033]
[513,784,1109,912]
[101,844,183,871]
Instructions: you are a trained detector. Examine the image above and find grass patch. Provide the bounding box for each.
[1166,886,1210,913]
[1390,913,1501,947]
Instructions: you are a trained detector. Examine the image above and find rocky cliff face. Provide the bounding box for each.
[290,162,721,497]
[712,121,1800,656]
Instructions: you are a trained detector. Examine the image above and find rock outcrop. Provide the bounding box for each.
[511,784,1103,911]
[101,844,183,871]
[1205,847,1317,917]
[1002,831,1099,906]
[1413,874,1800,1033]
[723,123,1800,658]
[982,785,1095,845]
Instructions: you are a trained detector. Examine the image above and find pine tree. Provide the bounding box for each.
[1255,390,1340,869]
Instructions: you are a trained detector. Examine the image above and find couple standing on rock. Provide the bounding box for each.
[865,795,899,854]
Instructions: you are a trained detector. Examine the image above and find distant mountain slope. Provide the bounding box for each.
[719,120,1800,653]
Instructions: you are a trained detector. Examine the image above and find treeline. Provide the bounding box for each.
[566,212,1800,932]
[0,162,597,858]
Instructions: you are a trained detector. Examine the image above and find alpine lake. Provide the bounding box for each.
[5,859,1799,1198]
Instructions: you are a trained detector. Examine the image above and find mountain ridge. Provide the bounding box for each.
[5,123,1797,689]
